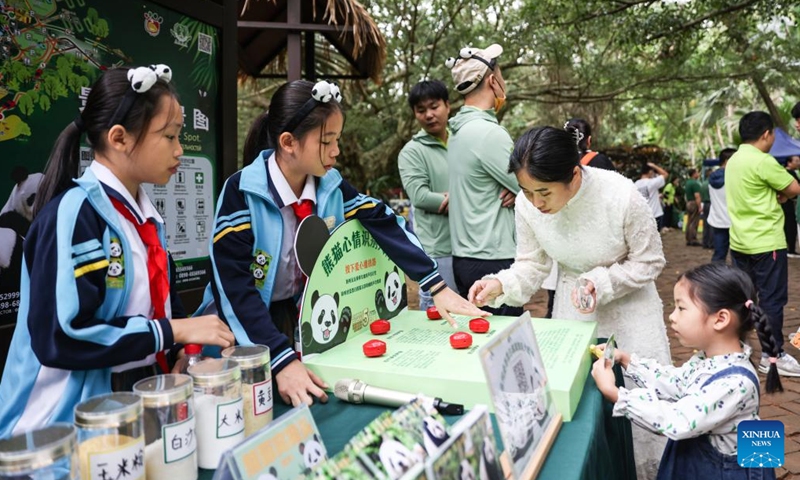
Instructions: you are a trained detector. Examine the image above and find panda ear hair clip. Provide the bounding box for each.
[107,63,173,128]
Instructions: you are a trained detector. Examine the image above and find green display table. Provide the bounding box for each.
[198,361,635,480]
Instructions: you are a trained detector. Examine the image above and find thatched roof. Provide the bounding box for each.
[238,0,386,83]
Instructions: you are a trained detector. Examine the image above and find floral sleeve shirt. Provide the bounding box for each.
[613,343,760,455]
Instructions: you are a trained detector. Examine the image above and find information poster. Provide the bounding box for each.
[0,0,221,325]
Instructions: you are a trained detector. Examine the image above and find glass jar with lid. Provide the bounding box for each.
[221,345,272,437]
[74,392,144,480]
[0,424,78,479]
[133,374,197,479]
[187,358,244,469]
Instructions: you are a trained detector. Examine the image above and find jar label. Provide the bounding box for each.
[162,415,197,463]
[217,397,245,438]
[88,437,145,480]
[252,379,273,416]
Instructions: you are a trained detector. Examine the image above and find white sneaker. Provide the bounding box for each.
[759,353,800,377]
[788,253,800,259]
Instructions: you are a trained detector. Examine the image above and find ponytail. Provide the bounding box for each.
[242,112,270,165]
[750,303,783,393]
[33,121,83,217]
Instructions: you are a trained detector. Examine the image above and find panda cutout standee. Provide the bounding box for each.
[300,290,352,355]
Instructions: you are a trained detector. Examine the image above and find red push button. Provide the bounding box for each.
[370,320,391,335]
[363,339,387,357]
[469,318,490,333]
[450,332,473,349]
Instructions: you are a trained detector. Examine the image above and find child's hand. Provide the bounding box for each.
[591,343,631,369]
[591,357,619,403]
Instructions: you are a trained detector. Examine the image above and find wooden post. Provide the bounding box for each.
[287,0,301,80]
[305,31,316,81]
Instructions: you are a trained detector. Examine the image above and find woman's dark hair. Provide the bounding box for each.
[34,67,178,216]
[408,80,449,109]
[564,118,592,154]
[242,80,344,164]
[508,126,580,184]
[679,262,783,393]
[739,111,773,144]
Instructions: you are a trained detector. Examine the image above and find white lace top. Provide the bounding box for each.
[486,167,671,363]
[615,344,760,455]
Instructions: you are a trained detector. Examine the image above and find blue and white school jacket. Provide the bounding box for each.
[197,149,443,375]
[0,169,180,437]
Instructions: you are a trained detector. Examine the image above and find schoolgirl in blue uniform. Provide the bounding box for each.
[0,65,234,437]
[593,262,778,479]
[198,80,486,407]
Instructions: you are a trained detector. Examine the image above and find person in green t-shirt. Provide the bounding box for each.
[726,111,800,376]
[662,177,679,229]
[398,80,456,310]
[683,169,702,246]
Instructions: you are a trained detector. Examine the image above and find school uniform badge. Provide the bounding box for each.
[251,249,271,289]
[106,238,125,289]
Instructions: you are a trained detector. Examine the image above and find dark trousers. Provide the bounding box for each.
[731,249,788,353]
[711,228,729,262]
[685,201,701,244]
[655,215,664,232]
[782,200,797,254]
[663,204,674,228]
[453,257,524,316]
[701,201,713,248]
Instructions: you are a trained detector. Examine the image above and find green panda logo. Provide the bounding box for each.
[251,249,271,289]
[106,238,125,289]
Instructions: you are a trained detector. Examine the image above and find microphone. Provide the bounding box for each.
[334,378,464,415]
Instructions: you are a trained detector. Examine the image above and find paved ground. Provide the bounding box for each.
[408,228,800,478]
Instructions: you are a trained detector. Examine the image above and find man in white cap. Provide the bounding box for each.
[445,43,522,316]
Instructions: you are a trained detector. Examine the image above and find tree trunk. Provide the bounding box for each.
[751,73,786,130]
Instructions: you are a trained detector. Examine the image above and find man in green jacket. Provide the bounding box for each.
[398,80,456,310]
[445,43,521,316]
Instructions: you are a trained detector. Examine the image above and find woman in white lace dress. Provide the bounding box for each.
[469,126,671,480]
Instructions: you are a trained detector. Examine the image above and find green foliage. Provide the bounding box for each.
[237,0,800,188]
[178,18,218,92]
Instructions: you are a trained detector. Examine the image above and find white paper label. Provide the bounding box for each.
[162,415,197,463]
[217,397,245,438]
[252,380,273,416]
[89,438,145,480]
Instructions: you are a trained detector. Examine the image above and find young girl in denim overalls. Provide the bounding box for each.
[593,262,779,479]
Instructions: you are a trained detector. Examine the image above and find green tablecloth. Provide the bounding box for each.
[198,364,635,480]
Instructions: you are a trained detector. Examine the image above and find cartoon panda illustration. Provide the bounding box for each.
[257,466,279,480]
[255,253,267,266]
[107,260,123,277]
[253,267,265,280]
[300,290,352,355]
[459,459,476,480]
[422,416,449,455]
[378,436,422,479]
[0,168,42,291]
[109,241,122,258]
[479,437,503,480]
[375,265,407,320]
[299,434,325,473]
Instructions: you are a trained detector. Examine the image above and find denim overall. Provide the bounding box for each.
[656,366,777,480]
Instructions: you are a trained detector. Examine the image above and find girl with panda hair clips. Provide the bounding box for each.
[592,262,780,480]
[198,79,487,407]
[0,65,234,437]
